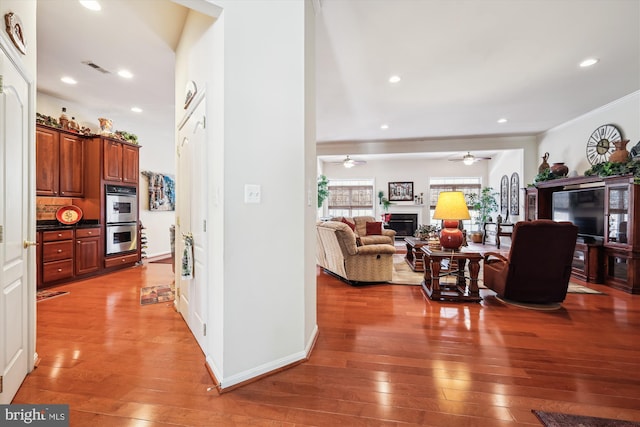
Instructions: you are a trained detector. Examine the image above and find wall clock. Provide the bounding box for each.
[586,124,622,165]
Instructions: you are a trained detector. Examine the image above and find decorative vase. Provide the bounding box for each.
[538,152,550,173]
[550,162,569,177]
[609,139,630,163]
[59,107,69,130]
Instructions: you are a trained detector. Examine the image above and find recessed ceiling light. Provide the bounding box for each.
[131,107,143,113]
[579,58,599,68]
[388,75,401,83]
[118,69,133,79]
[61,76,77,85]
[79,0,101,11]
[380,124,389,130]
[497,118,507,124]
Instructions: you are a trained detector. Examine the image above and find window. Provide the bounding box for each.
[429,177,481,230]
[327,179,374,217]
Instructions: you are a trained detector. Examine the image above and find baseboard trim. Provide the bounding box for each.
[206,325,320,394]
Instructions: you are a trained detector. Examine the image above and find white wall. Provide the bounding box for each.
[538,91,640,175]
[36,92,176,259]
[176,0,317,388]
[322,148,527,227]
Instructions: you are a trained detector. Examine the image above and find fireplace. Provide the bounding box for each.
[387,213,418,238]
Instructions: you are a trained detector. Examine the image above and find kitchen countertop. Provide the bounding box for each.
[36,220,101,231]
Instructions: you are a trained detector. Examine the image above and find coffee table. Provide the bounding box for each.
[420,247,482,302]
[404,236,429,272]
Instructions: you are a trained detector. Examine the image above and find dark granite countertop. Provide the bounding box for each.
[36,220,101,231]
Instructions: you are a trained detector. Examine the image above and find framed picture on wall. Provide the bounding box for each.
[510,172,520,215]
[388,182,414,201]
[500,175,509,218]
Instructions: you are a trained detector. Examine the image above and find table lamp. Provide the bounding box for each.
[432,191,471,251]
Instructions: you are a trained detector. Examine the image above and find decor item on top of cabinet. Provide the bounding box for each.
[538,152,550,173]
[609,139,631,163]
[36,112,60,128]
[59,107,69,129]
[98,117,113,136]
[584,160,640,183]
[141,171,175,211]
[388,182,413,201]
[586,124,622,165]
[630,141,640,159]
[510,172,520,215]
[114,130,139,144]
[550,162,569,177]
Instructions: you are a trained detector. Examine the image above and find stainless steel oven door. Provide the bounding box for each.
[106,223,138,255]
[106,194,137,224]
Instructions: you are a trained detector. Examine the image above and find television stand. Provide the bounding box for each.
[572,239,603,283]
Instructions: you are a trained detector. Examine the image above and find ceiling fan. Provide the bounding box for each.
[448,152,492,165]
[330,155,367,168]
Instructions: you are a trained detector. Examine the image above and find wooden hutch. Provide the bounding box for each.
[525,175,639,294]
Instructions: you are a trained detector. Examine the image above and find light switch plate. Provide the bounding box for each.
[244,184,261,203]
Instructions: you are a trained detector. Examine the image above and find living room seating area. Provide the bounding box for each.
[316,220,396,284]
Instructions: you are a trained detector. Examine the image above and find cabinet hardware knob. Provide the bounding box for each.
[57,268,62,272]
[23,240,36,248]
[57,233,62,237]
[57,249,62,253]
[77,241,81,244]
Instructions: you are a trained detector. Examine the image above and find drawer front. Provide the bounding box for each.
[43,241,73,261]
[43,259,74,282]
[76,227,101,238]
[104,253,139,268]
[43,229,74,242]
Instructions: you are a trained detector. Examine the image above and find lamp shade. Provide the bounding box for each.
[433,191,471,221]
[433,191,470,251]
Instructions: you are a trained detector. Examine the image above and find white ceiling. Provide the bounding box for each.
[36,1,640,159]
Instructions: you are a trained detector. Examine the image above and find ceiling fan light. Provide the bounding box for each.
[463,153,475,166]
[344,159,355,168]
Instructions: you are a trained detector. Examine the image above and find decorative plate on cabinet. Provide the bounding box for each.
[56,205,83,225]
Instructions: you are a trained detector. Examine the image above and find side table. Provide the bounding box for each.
[404,236,429,272]
[420,247,482,302]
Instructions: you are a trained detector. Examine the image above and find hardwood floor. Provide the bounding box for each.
[13,257,640,426]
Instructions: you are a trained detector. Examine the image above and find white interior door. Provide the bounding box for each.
[0,45,32,404]
[176,96,208,351]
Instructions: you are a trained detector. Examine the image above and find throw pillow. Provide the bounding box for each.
[341,217,356,232]
[366,221,383,235]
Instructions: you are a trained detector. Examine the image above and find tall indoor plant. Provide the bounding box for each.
[317,175,329,208]
[467,187,499,237]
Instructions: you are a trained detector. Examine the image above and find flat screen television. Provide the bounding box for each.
[551,187,605,241]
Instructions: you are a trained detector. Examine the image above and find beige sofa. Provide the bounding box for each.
[316,220,396,284]
[332,216,396,245]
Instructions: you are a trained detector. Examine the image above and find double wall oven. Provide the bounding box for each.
[105,185,138,255]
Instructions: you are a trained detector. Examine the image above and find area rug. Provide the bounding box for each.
[532,410,640,426]
[389,255,424,285]
[36,290,69,302]
[140,285,175,305]
[568,282,604,294]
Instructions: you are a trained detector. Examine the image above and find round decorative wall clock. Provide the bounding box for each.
[586,124,622,165]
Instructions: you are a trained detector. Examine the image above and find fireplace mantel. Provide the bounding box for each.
[387,204,426,225]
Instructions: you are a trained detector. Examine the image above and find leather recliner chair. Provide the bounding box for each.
[483,220,578,303]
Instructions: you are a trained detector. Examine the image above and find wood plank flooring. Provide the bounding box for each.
[13,253,640,426]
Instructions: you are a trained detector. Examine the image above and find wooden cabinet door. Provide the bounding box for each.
[75,236,101,276]
[36,126,59,196]
[58,132,84,197]
[122,144,139,184]
[103,139,123,181]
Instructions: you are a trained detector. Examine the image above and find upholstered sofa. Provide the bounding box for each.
[331,216,396,245]
[316,220,396,284]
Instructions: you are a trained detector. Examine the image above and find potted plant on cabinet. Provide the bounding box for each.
[466,187,499,243]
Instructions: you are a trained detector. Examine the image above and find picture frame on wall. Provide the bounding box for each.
[388,182,414,201]
[510,172,520,215]
[500,175,509,218]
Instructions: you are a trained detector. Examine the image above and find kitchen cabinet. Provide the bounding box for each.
[75,227,101,276]
[36,125,84,197]
[103,138,139,184]
[42,229,74,283]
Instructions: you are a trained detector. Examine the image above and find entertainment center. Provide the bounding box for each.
[525,174,639,294]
